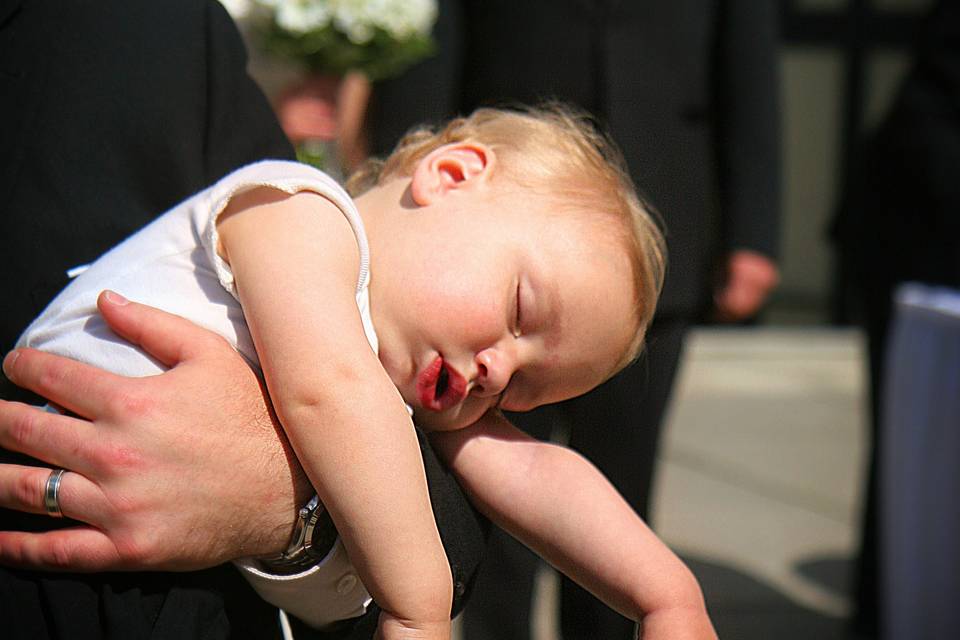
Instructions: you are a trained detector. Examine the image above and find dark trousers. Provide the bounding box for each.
[461,318,688,640]
[850,278,893,639]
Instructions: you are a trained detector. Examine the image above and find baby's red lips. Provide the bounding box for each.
[416,356,467,411]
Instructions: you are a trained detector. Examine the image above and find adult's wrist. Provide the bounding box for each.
[228,425,315,559]
[258,494,340,574]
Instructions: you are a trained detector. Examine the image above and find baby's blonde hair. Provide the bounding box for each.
[347,103,666,377]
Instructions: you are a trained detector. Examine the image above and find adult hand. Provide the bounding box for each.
[712,249,780,322]
[0,291,311,571]
[275,70,371,173]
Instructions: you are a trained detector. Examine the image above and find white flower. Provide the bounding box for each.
[379,0,436,37]
[251,0,436,41]
[331,0,375,43]
[275,0,333,34]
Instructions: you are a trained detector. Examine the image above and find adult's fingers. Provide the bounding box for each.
[1,352,128,422]
[97,290,231,367]
[0,465,107,525]
[0,403,101,476]
[0,527,122,572]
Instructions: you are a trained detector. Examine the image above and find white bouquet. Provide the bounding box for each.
[222,0,437,80]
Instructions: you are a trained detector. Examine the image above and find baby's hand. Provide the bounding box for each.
[374,611,450,640]
[638,606,718,640]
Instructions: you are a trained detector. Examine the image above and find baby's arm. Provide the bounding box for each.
[431,411,717,640]
[218,188,451,637]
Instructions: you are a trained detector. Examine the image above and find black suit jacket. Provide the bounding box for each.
[372,0,781,317]
[0,3,297,637]
[0,0,293,351]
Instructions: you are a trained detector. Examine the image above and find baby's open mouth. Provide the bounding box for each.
[416,356,466,412]
[435,365,449,400]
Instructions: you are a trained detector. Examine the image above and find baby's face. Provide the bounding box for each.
[370,188,638,431]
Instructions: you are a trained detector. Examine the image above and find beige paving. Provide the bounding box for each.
[654,327,867,619]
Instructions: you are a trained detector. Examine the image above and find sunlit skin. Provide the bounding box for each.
[355,144,638,431]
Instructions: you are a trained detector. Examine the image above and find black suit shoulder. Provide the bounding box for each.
[0,0,293,349]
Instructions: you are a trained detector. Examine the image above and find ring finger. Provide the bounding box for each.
[0,464,107,525]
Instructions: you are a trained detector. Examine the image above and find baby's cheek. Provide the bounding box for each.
[440,291,504,339]
[409,281,477,314]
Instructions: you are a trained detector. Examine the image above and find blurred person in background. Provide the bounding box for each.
[832,0,960,636]
[368,1,781,638]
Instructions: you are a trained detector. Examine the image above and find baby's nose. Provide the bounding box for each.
[472,348,512,398]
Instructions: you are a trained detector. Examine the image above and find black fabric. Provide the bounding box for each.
[0,0,487,637]
[0,0,294,352]
[0,1,293,636]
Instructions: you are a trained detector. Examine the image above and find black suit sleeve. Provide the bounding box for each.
[715,0,782,259]
[202,0,295,181]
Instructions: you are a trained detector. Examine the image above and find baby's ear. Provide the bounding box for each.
[410,142,495,205]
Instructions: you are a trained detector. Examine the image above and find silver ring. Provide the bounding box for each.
[44,469,65,518]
